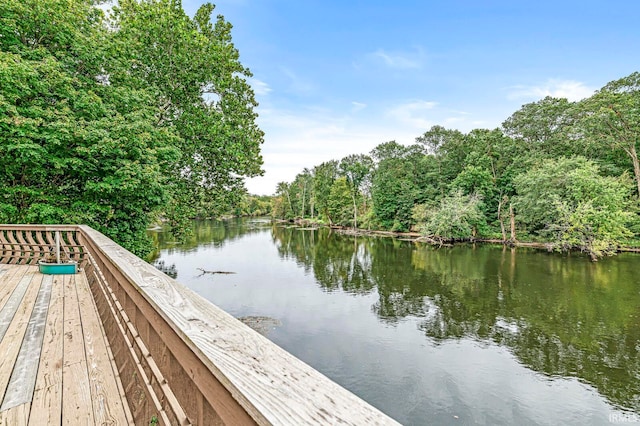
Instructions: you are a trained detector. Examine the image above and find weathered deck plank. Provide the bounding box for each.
[62,274,95,425]
[1,274,53,410]
[0,402,30,425]
[76,271,131,425]
[0,265,23,311]
[0,272,42,402]
[0,267,34,338]
[30,272,64,426]
[0,264,19,281]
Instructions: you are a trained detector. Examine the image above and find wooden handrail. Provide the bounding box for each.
[0,225,85,265]
[0,225,400,425]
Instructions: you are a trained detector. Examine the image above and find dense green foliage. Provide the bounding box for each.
[233,194,272,217]
[413,190,484,240]
[327,177,353,226]
[272,72,640,258]
[0,0,263,255]
[514,157,633,259]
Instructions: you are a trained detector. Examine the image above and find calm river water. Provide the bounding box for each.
[149,218,640,425]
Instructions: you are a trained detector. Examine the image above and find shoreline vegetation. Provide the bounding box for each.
[157,207,640,260]
[166,214,640,258]
[272,218,640,260]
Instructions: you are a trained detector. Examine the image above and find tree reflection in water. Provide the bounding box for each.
[271,224,640,413]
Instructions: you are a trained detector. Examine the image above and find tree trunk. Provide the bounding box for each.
[497,196,506,241]
[509,203,517,242]
[286,191,293,217]
[352,194,358,229]
[628,143,640,198]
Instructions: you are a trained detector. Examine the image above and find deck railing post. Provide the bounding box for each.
[55,231,61,264]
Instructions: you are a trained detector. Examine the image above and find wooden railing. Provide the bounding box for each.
[0,226,86,265]
[0,225,400,425]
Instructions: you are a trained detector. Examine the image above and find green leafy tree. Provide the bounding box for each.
[312,161,339,223]
[514,157,633,259]
[232,192,271,216]
[291,169,313,218]
[502,96,577,159]
[415,126,467,194]
[451,128,522,238]
[327,177,353,226]
[339,154,373,228]
[576,72,640,197]
[413,190,484,240]
[370,142,432,231]
[272,182,294,219]
[0,0,263,255]
[111,0,264,229]
[450,165,494,230]
[0,0,181,255]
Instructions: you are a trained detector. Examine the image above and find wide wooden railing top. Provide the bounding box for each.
[0,225,399,425]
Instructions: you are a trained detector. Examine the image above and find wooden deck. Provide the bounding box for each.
[0,264,131,425]
[0,225,401,425]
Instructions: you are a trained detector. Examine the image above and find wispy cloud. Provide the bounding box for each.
[248,78,272,96]
[387,100,438,129]
[281,67,315,95]
[506,79,595,102]
[369,48,424,69]
[351,101,367,112]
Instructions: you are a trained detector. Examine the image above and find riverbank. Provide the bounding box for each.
[274,218,640,258]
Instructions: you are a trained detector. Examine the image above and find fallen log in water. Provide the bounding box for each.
[197,267,236,275]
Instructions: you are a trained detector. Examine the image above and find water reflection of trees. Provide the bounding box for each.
[271,226,640,412]
[272,226,376,294]
[412,247,640,412]
[148,218,271,261]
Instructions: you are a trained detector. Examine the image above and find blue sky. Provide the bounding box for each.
[182,0,640,195]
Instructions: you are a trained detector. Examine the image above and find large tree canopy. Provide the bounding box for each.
[112,0,264,226]
[576,72,640,197]
[0,0,263,254]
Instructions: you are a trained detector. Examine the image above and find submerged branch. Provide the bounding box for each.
[197,267,236,275]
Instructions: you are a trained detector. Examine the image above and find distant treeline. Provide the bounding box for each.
[264,72,640,259]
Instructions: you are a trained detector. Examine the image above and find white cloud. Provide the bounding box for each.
[444,117,465,125]
[370,48,424,69]
[386,100,438,129]
[506,79,595,102]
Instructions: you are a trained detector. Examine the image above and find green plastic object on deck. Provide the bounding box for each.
[38,261,78,275]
